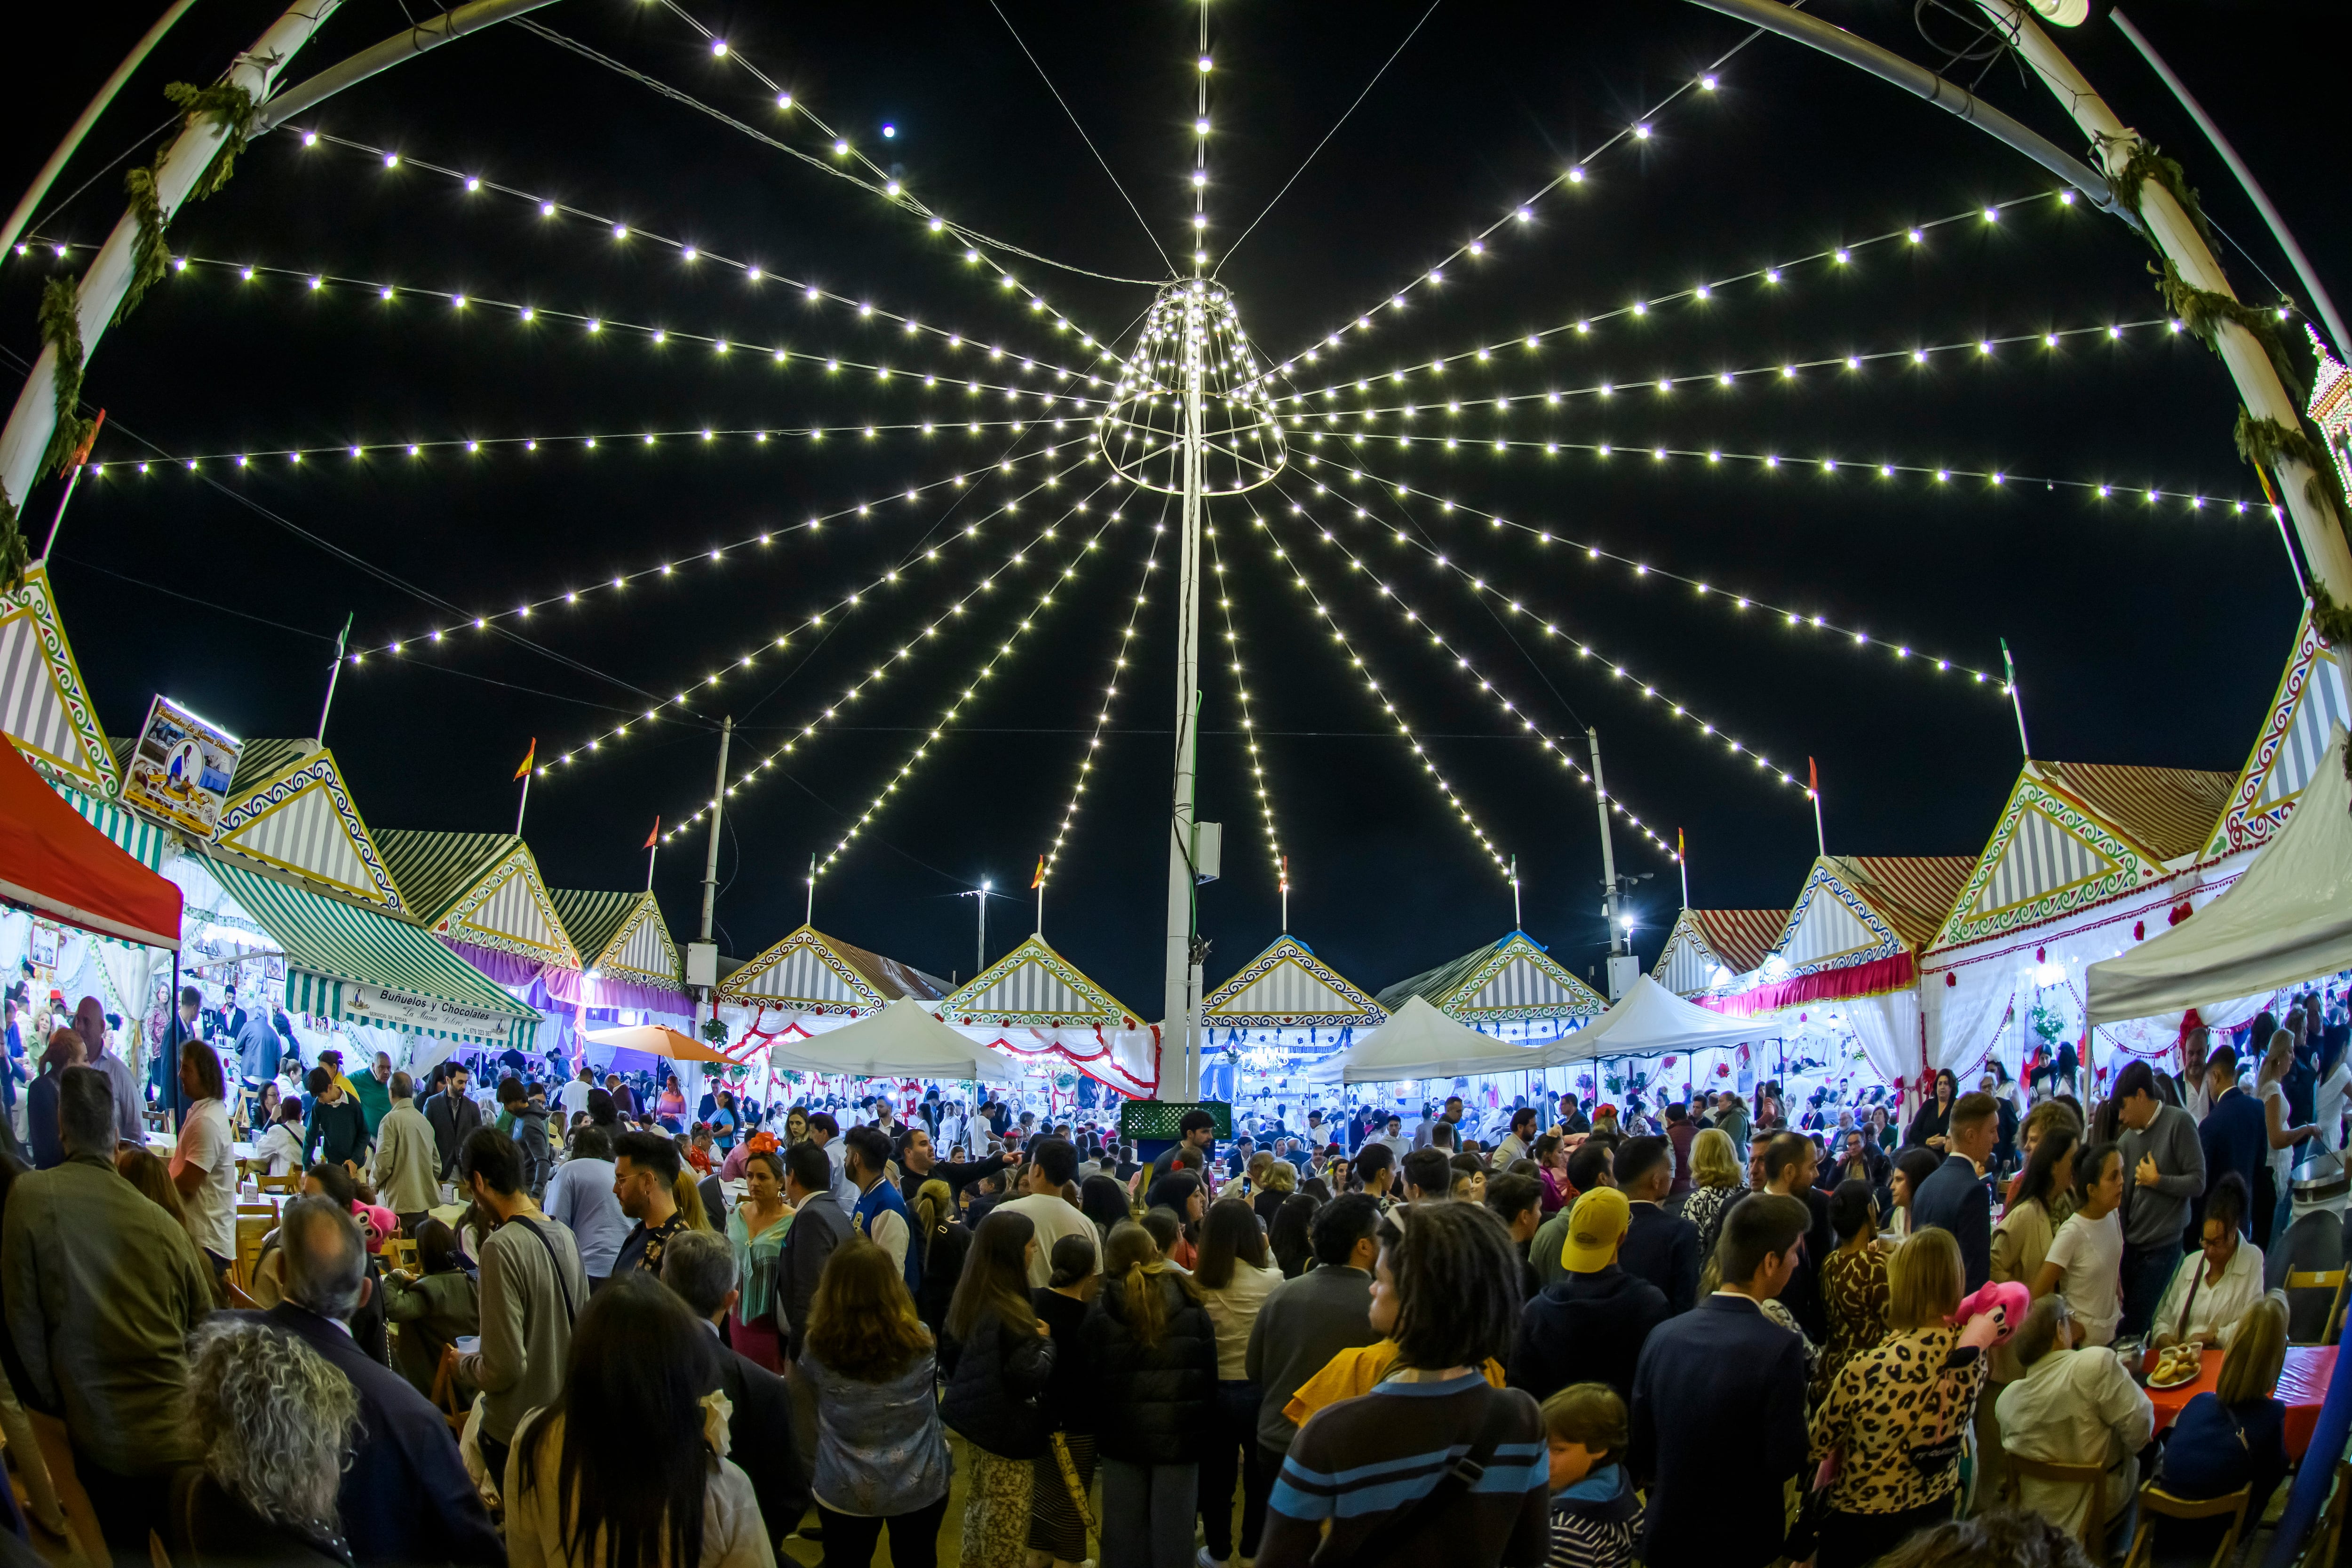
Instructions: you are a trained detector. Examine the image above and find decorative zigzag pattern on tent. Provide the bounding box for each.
[0,567,116,796]
[719,926,890,1012]
[2209,607,2352,856]
[549,889,683,985]
[1447,935,1605,1023]
[1205,937,1387,1028]
[939,935,1137,1028]
[374,830,578,967]
[1768,863,1896,974]
[215,744,405,913]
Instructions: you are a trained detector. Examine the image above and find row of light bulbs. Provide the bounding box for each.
[1304,454,2004,683]
[545,459,1145,804]
[334,431,1098,661]
[1038,523,1170,889]
[1272,31,1763,369]
[1204,522,1288,887]
[1266,484,1687,857]
[1287,468,1968,801]
[1292,316,2173,423]
[88,418,1051,472]
[1240,484,1516,879]
[662,482,1134,871]
[1268,190,2062,395]
[296,130,1119,380]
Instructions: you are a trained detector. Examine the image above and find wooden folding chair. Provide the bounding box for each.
[256,1171,299,1196]
[2008,1455,2112,1562]
[231,1215,272,1293]
[2122,1482,2248,1568]
[2283,1268,2348,1345]
[430,1346,469,1436]
[384,1237,420,1275]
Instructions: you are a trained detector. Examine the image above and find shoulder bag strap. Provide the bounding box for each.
[510,1217,578,1325]
[1325,1384,1521,1568]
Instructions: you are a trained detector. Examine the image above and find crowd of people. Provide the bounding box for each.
[0,984,2342,1568]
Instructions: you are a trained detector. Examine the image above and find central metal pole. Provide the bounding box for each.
[698,717,732,945]
[2000,639,2031,758]
[1161,284,1208,1100]
[1589,729,1624,960]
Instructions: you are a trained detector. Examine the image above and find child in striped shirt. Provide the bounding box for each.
[1542,1383,1642,1568]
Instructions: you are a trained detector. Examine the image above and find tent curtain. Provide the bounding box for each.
[1847,987,1923,1085]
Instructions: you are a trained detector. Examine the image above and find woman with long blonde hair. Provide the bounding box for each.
[2255,1031,2320,1248]
[800,1237,952,1564]
[2153,1293,2294,1555]
[1083,1221,1217,1568]
[1681,1127,1743,1261]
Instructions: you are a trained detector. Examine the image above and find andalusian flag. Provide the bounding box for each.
[1030,855,1046,889]
[515,738,536,779]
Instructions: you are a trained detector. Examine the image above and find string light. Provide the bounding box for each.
[667,481,1131,862]
[294,132,1119,377]
[1271,482,1686,851]
[1248,480,1514,878]
[1203,518,1286,884]
[1260,191,2062,393]
[327,431,1103,660]
[1271,33,1771,371]
[545,455,1153,791]
[1292,314,2168,418]
[1039,509,1169,886]
[1309,454,2008,707]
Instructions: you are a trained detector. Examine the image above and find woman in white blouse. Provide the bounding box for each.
[252,1095,308,1177]
[2151,1172,2266,1350]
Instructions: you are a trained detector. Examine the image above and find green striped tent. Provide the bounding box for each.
[548,888,684,987]
[206,858,540,1050]
[50,778,172,868]
[374,829,580,969]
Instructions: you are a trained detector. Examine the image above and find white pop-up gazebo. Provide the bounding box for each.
[2088,727,2352,1025]
[765,997,1017,1082]
[1539,975,1784,1065]
[1307,995,1549,1083]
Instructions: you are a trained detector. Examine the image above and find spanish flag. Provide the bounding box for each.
[1030,855,1046,889]
[1676,828,1685,860]
[515,738,536,780]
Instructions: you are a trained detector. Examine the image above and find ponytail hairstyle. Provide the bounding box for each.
[914,1178,954,1265]
[1104,1219,1199,1348]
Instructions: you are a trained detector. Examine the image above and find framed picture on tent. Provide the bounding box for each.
[264,955,286,984]
[26,923,56,970]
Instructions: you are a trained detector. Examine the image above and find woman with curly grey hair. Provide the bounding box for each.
[161,1318,360,1566]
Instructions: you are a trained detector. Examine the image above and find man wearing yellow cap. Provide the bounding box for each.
[1506,1187,1670,1406]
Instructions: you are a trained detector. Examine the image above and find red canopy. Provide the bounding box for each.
[0,740,181,949]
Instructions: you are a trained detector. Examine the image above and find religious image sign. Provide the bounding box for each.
[122,696,243,838]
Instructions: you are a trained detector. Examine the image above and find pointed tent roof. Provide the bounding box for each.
[373,829,580,968]
[1650,908,1787,994]
[1377,931,1605,1024]
[1765,854,1974,977]
[2207,605,2351,858]
[717,924,948,1013]
[549,889,684,987]
[767,999,1016,1081]
[1308,996,1549,1083]
[1205,936,1387,1029]
[0,565,118,797]
[1541,974,1783,1064]
[938,934,1139,1030]
[1931,759,2235,950]
[211,740,408,915]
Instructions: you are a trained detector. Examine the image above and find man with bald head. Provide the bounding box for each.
[72,995,142,1147]
[236,1197,501,1566]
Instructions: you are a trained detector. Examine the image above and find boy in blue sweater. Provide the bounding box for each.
[1541,1383,1641,1568]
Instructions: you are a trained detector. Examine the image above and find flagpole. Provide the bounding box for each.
[1279,856,1289,934]
[1807,757,1826,858]
[38,408,106,560]
[1677,832,1690,911]
[644,817,660,891]
[2000,638,2032,758]
[514,769,530,836]
[315,612,353,742]
[805,853,815,927]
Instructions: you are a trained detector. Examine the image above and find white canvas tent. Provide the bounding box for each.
[765,998,1016,1081]
[1307,995,1549,1083]
[2088,727,2352,1025]
[1540,975,1783,1065]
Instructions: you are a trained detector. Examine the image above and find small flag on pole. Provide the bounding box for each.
[643,816,660,850]
[1676,828,1684,859]
[514,738,537,780]
[1030,855,1046,889]
[1807,756,1819,796]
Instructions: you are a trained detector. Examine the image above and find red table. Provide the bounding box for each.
[2143,1344,2336,1457]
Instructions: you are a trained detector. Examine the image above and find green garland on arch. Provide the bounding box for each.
[0,279,95,589]
[2236,409,2352,524]
[118,81,257,326]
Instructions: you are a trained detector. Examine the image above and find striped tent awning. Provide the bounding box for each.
[50,778,172,869]
[207,859,540,1050]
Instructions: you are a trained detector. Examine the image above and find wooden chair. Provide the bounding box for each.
[255,1172,299,1196]
[2007,1455,2112,1561]
[2283,1267,2348,1345]
[2122,1482,2249,1568]
[383,1237,420,1275]
[429,1347,469,1436]
[231,1214,272,1293]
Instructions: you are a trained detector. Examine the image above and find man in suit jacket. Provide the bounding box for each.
[661,1229,810,1548]
[1913,1090,1999,1291]
[1631,1192,1813,1568]
[243,1195,503,1568]
[1613,1135,1701,1313]
[774,1140,852,1362]
[422,1063,483,1183]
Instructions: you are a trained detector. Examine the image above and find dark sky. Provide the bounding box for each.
[7,0,2337,1014]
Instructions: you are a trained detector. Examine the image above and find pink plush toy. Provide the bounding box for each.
[1952,1280,2030,1345]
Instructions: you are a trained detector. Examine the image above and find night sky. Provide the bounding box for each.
[7,0,2337,1014]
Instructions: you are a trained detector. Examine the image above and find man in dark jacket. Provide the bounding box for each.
[774,1139,851,1362]
[1614,1135,1701,1313]
[1511,1187,1669,1404]
[1631,1193,1813,1568]
[660,1230,810,1549]
[1244,1194,1382,1472]
[422,1064,482,1182]
[243,1196,503,1568]
[1912,1092,1998,1292]
[895,1126,1010,1206]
